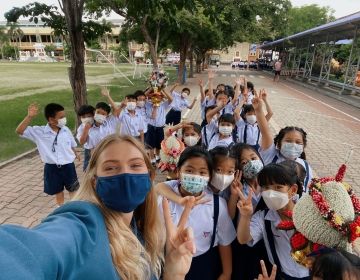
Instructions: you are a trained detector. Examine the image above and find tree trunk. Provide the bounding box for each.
[178,34,189,84]
[139,16,158,69]
[154,22,160,56]
[188,46,194,78]
[62,0,87,127]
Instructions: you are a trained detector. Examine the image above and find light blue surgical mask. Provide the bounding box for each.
[180,173,209,194]
[280,142,303,160]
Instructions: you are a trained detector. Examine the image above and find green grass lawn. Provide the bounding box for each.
[0,62,177,162]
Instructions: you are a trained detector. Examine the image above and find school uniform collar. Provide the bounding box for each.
[264,209,281,223]
[44,123,60,135]
[125,109,139,116]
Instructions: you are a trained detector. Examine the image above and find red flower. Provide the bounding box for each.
[277,220,295,230]
[348,216,360,242]
[290,232,308,251]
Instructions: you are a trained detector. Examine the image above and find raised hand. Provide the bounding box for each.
[101,86,110,97]
[198,79,204,87]
[27,103,39,118]
[258,260,277,280]
[260,89,268,100]
[180,193,211,208]
[251,93,263,111]
[230,170,243,197]
[208,70,215,80]
[237,188,254,217]
[163,197,196,280]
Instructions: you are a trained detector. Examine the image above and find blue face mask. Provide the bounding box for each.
[95,173,151,213]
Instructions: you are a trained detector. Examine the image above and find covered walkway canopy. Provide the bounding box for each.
[260,12,360,94]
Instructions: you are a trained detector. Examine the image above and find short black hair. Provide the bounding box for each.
[205,105,217,115]
[311,249,360,280]
[177,146,213,180]
[44,103,64,120]
[241,104,255,119]
[258,163,300,195]
[215,90,228,99]
[183,122,202,136]
[95,102,111,114]
[133,90,145,98]
[279,160,305,197]
[209,146,237,169]
[274,126,308,160]
[247,81,254,91]
[218,113,235,126]
[77,105,95,117]
[125,94,137,100]
[182,87,190,93]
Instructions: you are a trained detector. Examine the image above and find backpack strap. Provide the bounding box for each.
[210,194,220,249]
[264,209,282,280]
[303,160,310,192]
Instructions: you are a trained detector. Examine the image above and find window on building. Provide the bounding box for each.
[30,35,36,43]
[235,51,240,57]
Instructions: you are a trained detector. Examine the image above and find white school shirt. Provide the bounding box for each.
[234,92,254,106]
[201,97,216,119]
[259,144,313,191]
[159,180,236,257]
[76,123,105,150]
[119,110,145,137]
[218,102,234,115]
[236,119,261,146]
[169,91,190,111]
[145,100,171,127]
[135,106,148,133]
[22,124,76,165]
[248,209,309,278]
[100,115,121,137]
[207,134,234,150]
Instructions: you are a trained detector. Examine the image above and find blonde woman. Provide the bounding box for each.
[0,135,196,280]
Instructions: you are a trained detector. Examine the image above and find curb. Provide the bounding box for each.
[0,148,38,170]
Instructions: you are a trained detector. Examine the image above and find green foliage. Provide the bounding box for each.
[44,44,57,54]
[286,4,335,36]
[333,44,352,65]
[5,2,111,46]
[2,44,16,59]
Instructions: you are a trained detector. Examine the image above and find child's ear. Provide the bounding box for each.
[289,184,298,197]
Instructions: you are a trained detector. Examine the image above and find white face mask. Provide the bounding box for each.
[183,136,199,147]
[94,113,107,124]
[280,142,303,160]
[57,117,67,128]
[211,172,234,192]
[218,126,233,136]
[126,102,137,111]
[81,117,94,125]
[261,190,289,210]
[246,115,257,125]
[137,101,145,108]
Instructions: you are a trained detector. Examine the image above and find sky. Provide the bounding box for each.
[0,0,359,21]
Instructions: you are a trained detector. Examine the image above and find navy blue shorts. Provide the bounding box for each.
[145,125,164,150]
[83,148,91,172]
[166,109,181,125]
[44,162,79,195]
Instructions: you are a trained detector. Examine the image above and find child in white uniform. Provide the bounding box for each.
[237,163,309,279]
[156,146,236,280]
[253,93,313,192]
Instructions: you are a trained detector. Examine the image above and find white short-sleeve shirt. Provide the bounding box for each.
[100,115,121,137]
[159,180,236,257]
[169,91,190,111]
[119,110,145,137]
[135,106,148,133]
[76,123,105,150]
[236,119,261,146]
[145,100,171,127]
[201,97,216,119]
[22,124,76,165]
[248,209,309,278]
[259,144,313,191]
[207,134,234,150]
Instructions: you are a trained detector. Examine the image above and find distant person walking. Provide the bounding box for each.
[273,59,282,82]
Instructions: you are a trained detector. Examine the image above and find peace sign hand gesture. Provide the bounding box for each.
[163,197,196,280]
[258,260,277,280]
[237,188,254,218]
[230,170,243,197]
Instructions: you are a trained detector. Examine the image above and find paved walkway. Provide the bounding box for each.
[0,67,359,228]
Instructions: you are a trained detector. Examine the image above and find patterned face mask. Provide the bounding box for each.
[242,159,264,179]
[180,173,209,194]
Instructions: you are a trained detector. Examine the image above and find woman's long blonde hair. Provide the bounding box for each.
[73,134,164,280]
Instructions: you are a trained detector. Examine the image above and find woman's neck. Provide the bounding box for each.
[120,212,133,227]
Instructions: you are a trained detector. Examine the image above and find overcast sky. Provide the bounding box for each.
[1,0,359,21]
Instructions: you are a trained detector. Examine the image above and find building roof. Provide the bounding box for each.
[260,11,360,50]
